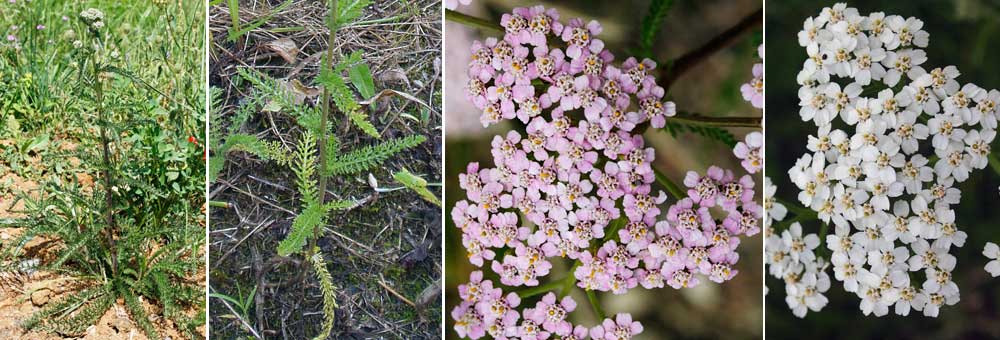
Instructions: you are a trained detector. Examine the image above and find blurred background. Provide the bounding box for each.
[765,1,1000,339]
[445,0,763,339]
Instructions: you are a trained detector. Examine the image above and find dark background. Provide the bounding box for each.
[765,1,1000,339]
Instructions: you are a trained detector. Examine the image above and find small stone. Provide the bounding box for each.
[30,289,51,306]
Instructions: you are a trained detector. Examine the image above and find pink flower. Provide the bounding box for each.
[621,57,657,88]
[740,44,764,109]
[526,293,576,335]
[444,0,471,10]
[683,166,725,206]
[590,313,643,340]
[560,18,604,59]
[734,131,763,173]
[741,63,764,108]
[458,271,493,303]
[452,301,486,339]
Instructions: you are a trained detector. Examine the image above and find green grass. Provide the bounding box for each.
[0,1,206,339]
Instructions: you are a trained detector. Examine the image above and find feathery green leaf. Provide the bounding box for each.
[639,0,674,58]
[310,252,337,340]
[326,135,426,176]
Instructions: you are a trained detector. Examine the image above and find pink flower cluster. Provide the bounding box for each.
[451,5,762,339]
[454,271,643,340]
[466,6,675,129]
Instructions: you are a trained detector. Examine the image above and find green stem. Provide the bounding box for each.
[94,56,118,278]
[989,152,1000,177]
[309,0,338,260]
[671,112,761,128]
[445,9,502,32]
[559,262,581,297]
[653,166,687,200]
[586,289,605,320]
[516,279,565,299]
[775,196,812,217]
[815,219,832,259]
[605,217,627,243]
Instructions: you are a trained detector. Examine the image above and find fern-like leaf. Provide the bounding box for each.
[237,68,323,134]
[293,132,320,206]
[661,120,738,147]
[393,168,440,206]
[28,287,112,336]
[310,251,337,340]
[316,52,380,138]
[123,290,160,340]
[638,0,675,58]
[347,110,380,138]
[277,202,327,257]
[23,286,105,331]
[325,135,426,176]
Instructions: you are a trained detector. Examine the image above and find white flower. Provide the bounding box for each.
[831,250,864,292]
[893,285,920,316]
[764,177,787,227]
[782,223,821,263]
[882,49,927,87]
[849,46,887,85]
[963,129,995,169]
[933,141,970,181]
[786,269,831,318]
[886,15,929,49]
[984,242,1000,277]
[892,154,933,194]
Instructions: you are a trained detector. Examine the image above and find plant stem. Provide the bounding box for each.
[559,262,581,297]
[653,166,687,200]
[586,289,605,320]
[309,0,338,260]
[989,152,1000,177]
[94,59,118,278]
[775,196,813,217]
[516,278,565,299]
[659,8,762,91]
[445,9,502,32]
[671,112,761,128]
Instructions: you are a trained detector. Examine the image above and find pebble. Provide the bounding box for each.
[30,289,51,306]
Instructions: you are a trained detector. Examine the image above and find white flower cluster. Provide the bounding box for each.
[79,8,105,29]
[764,178,830,317]
[778,3,998,318]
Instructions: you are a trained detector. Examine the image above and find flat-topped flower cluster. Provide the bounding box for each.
[451,5,762,339]
[767,3,998,318]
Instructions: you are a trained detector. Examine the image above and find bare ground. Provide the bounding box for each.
[0,139,206,340]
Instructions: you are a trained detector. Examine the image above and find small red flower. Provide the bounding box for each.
[188,136,198,144]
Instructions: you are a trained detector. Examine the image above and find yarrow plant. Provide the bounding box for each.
[451,5,762,339]
[766,3,998,319]
[741,44,764,109]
